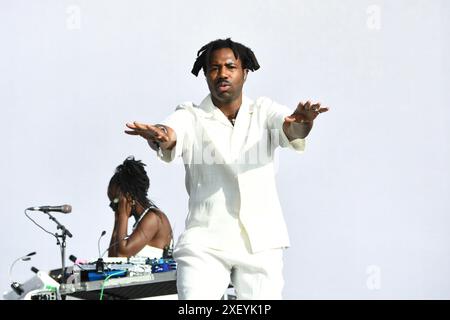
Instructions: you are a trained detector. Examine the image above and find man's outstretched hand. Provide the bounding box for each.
[285,101,329,124]
[283,101,329,140]
[125,122,175,151]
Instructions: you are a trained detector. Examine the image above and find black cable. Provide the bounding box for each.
[24,209,57,239]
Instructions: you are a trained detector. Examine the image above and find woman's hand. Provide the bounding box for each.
[117,194,133,218]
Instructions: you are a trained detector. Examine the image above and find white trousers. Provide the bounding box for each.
[173,245,284,300]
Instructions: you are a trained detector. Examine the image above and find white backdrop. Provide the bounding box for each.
[1,0,449,299]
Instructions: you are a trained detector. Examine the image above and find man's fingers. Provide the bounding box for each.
[126,122,145,129]
[304,101,312,111]
[124,130,140,135]
[133,121,152,130]
[284,116,296,123]
[126,122,158,134]
[310,102,321,111]
[294,100,329,119]
[297,101,317,112]
[125,122,170,143]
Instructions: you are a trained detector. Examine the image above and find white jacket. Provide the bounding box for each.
[158,94,305,253]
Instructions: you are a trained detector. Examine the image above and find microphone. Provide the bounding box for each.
[27,205,72,214]
[95,230,109,273]
[9,251,37,296]
[96,236,129,272]
[97,230,107,259]
[21,251,36,261]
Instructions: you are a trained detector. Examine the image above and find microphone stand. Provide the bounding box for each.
[44,211,73,285]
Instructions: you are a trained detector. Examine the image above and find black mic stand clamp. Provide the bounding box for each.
[96,258,105,273]
[44,210,73,284]
[10,282,24,295]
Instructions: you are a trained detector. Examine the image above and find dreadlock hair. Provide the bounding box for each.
[108,156,156,209]
[191,38,260,77]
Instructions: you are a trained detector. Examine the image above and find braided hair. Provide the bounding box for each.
[191,38,260,77]
[108,156,156,209]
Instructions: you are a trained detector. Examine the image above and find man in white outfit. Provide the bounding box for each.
[125,38,329,299]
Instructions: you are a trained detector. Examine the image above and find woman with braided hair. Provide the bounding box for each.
[107,156,173,258]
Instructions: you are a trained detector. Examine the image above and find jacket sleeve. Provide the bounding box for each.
[259,97,305,153]
[157,103,195,162]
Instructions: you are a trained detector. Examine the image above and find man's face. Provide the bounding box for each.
[205,48,246,105]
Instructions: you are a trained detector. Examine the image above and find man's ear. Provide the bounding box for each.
[244,69,248,81]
